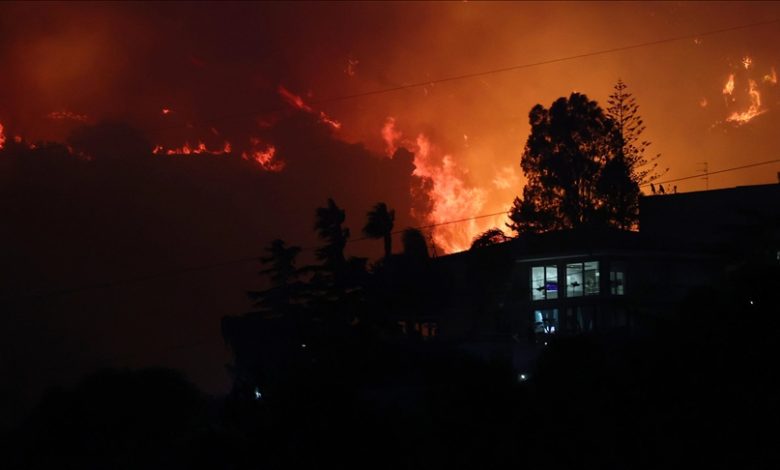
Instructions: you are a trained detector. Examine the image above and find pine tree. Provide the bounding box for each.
[606,80,666,185]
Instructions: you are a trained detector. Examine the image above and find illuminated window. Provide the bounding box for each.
[610,262,625,295]
[531,265,558,300]
[534,309,559,334]
[565,261,599,296]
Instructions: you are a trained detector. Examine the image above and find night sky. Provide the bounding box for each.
[1,1,779,428]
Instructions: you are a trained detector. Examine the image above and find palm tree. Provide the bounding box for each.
[363,202,395,259]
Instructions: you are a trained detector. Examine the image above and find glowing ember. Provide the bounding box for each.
[318,112,342,130]
[722,73,735,96]
[764,67,777,85]
[278,85,314,113]
[725,79,765,125]
[162,108,172,115]
[152,141,232,155]
[278,85,341,130]
[243,138,284,171]
[47,110,88,122]
[742,56,753,70]
[699,97,708,108]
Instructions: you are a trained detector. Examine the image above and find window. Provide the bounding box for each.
[610,262,625,295]
[533,309,559,334]
[565,261,599,297]
[531,265,558,300]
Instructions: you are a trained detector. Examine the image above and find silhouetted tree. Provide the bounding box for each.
[314,198,349,272]
[606,79,666,185]
[470,227,511,250]
[508,92,641,234]
[248,239,303,312]
[363,202,395,259]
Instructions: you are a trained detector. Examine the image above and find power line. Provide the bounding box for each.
[151,18,780,134]
[5,157,780,304]
[640,158,780,188]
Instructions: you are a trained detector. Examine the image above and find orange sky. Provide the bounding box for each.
[2,2,779,252]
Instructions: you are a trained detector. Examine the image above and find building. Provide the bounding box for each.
[423,182,780,373]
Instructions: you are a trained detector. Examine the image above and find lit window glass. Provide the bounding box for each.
[566,263,583,297]
[584,261,599,295]
[533,309,559,334]
[531,265,558,300]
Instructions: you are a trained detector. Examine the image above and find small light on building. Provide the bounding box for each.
[544,341,548,346]
[254,387,262,400]
[301,343,307,349]
[519,373,528,382]
[749,300,754,305]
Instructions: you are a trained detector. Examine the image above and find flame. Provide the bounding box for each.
[381,117,402,156]
[161,108,172,115]
[742,56,753,70]
[152,141,232,155]
[47,110,88,122]
[278,85,314,112]
[242,138,284,172]
[318,112,342,130]
[725,79,765,125]
[278,85,341,130]
[0,122,5,149]
[764,67,777,85]
[492,166,519,189]
[411,133,501,253]
[722,73,735,96]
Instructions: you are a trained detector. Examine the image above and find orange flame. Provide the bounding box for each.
[411,133,501,253]
[764,67,777,85]
[381,117,402,156]
[742,56,753,70]
[278,85,341,130]
[725,79,765,125]
[722,73,735,96]
[161,108,172,115]
[152,141,232,155]
[278,85,314,113]
[0,122,5,149]
[243,138,284,172]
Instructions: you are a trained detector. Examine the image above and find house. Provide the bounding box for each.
[423,182,780,373]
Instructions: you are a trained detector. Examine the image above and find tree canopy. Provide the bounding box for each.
[508,90,643,234]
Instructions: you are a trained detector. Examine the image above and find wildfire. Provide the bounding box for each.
[725,79,765,125]
[381,117,402,156]
[152,141,232,155]
[742,56,753,70]
[764,67,777,85]
[242,137,284,172]
[492,166,519,190]
[722,73,735,96]
[47,110,88,122]
[277,85,342,130]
